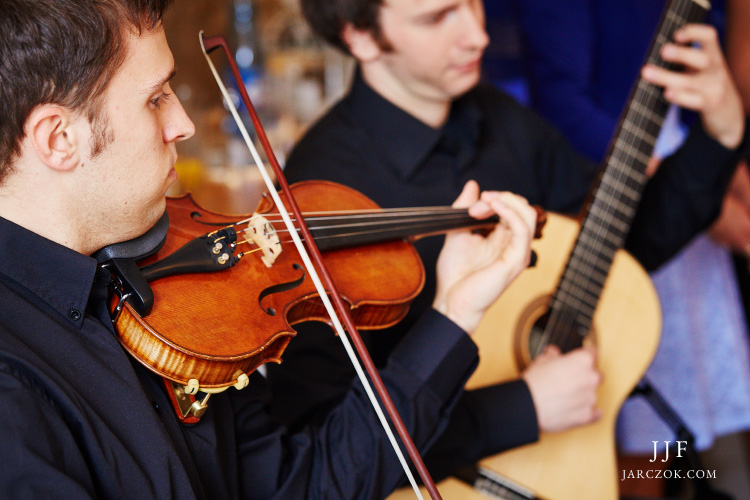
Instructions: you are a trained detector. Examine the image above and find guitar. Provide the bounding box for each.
[386,0,712,498]
[464,0,711,499]
[390,214,663,500]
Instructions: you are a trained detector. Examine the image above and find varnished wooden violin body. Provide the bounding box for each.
[110,180,429,390]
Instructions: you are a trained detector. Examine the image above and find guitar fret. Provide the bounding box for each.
[578,230,620,255]
[608,155,648,185]
[619,119,658,149]
[580,218,627,255]
[546,301,592,342]
[570,235,617,268]
[633,84,664,108]
[627,104,664,136]
[554,287,598,316]
[554,289,597,317]
[627,100,665,130]
[563,250,611,288]
[563,264,608,295]
[577,311,594,328]
[567,260,610,294]
[665,8,687,26]
[586,207,630,236]
[592,193,629,229]
[560,261,607,294]
[599,170,643,205]
[473,467,538,500]
[610,147,650,171]
[600,169,643,202]
[565,251,611,287]
[589,191,638,219]
[654,32,669,50]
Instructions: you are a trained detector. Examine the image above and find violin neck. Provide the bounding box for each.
[307,208,499,251]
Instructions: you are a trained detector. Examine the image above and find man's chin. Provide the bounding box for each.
[451,75,481,98]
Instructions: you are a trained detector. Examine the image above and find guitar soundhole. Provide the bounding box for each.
[513,295,551,371]
[512,295,596,371]
[527,312,550,362]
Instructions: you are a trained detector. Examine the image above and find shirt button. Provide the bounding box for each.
[153,401,161,413]
[69,309,82,321]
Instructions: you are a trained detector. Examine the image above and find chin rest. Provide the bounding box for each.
[93,211,169,317]
[93,211,169,264]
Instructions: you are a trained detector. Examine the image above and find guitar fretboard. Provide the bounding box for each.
[455,466,543,500]
[543,0,709,353]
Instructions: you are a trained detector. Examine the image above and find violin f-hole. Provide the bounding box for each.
[258,263,305,316]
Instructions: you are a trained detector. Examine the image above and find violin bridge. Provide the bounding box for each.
[244,214,282,267]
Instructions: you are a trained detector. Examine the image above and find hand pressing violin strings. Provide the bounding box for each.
[433,180,537,334]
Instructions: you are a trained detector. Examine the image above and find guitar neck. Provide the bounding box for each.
[546,0,710,350]
[454,465,545,500]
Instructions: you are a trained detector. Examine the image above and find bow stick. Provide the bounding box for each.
[199,32,442,500]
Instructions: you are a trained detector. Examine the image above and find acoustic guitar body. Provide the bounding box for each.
[464,212,661,500]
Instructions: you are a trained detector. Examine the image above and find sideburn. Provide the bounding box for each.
[88,108,114,159]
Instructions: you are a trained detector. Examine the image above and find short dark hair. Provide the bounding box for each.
[300,0,388,54]
[0,0,174,184]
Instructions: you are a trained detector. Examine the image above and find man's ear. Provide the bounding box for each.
[25,105,80,172]
[341,23,383,62]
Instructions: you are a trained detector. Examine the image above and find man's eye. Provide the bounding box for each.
[424,12,447,24]
[150,92,173,109]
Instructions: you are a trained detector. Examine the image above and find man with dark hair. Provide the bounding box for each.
[0,0,539,498]
[270,0,748,482]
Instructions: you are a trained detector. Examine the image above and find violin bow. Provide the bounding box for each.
[199,32,442,500]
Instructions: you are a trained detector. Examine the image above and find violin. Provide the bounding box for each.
[101,179,540,393]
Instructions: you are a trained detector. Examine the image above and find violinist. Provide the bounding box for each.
[269,0,748,482]
[0,0,538,499]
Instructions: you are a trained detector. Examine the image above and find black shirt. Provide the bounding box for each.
[0,214,481,499]
[268,72,744,480]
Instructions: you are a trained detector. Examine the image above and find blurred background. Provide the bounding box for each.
[163,0,353,214]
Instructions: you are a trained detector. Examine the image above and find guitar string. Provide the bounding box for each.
[538,0,698,356]
[544,0,694,353]
[550,0,699,353]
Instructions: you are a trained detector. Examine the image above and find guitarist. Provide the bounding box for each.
[514,0,750,497]
[267,0,747,485]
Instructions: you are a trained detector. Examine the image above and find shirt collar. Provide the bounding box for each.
[343,69,483,179]
[0,216,97,328]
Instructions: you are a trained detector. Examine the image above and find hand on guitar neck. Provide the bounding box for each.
[522,345,603,433]
[642,24,745,149]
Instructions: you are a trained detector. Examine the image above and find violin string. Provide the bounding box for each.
[234,217,494,251]
[268,214,487,234]
[234,215,495,254]
[229,206,474,227]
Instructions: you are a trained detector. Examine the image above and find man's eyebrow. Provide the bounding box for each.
[142,68,177,95]
[411,2,457,23]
